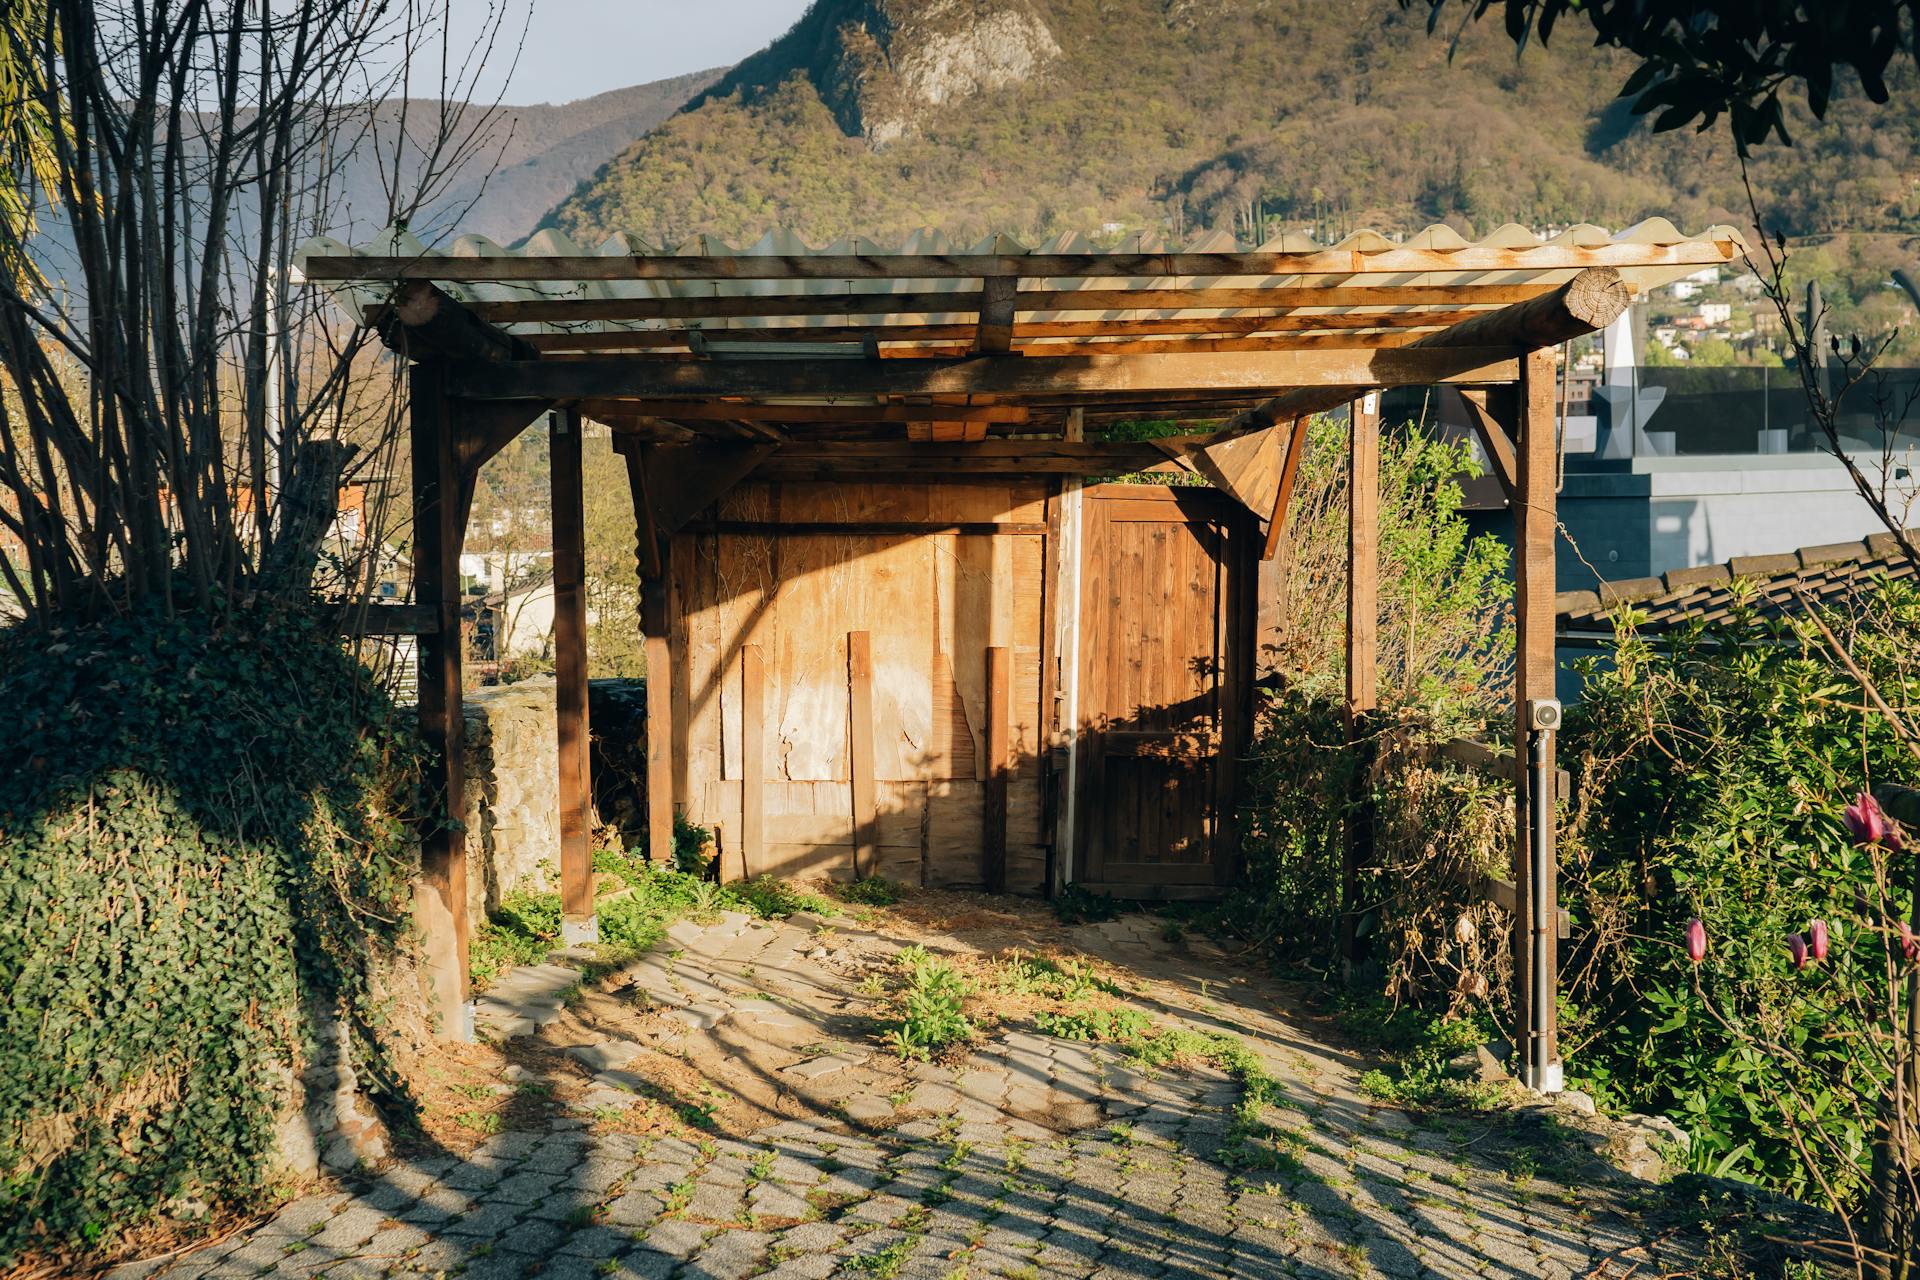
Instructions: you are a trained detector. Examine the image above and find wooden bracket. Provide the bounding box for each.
[1459,390,1519,502]
[612,434,664,579]
[1152,420,1291,529]
[454,398,555,478]
[1261,417,1308,562]
[627,441,778,541]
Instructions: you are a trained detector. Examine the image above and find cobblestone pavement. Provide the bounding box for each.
[118,904,1783,1280]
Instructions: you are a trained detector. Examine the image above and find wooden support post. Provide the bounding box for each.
[1050,409,1086,895]
[642,578,674,866]
[1341,394,1380,969]
[847,631,877,881]
[409,363,471,1039]
[1513,347,1562,1090]
[551,409,595,942]
[985,645,1012,894]
[741,644,765,882]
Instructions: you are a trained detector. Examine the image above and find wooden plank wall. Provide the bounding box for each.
[668,480,1050,891]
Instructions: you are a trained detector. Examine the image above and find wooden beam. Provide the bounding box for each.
[524,307,1503,351]
[976,276,1018,354]
[505,294,1507,329]
[642,579,674,866]
[374,280,539,362]
[594,401,1031,426]
[906,419,988,441]
[1051,411,1086,896]
[409,363,470,1036]
[848,631,877,881]
[741,643,765,882]
[444,348,1521,402]
[337,601,440,635]
[1261,417,1308,562]
[985,645,1012,895]
[306,240,1735,283]
[551,409,594,938]
[1460,390,1519,501]
[1341,394,1380,967]
[752,441,1174,479]
[476,290,983,324]
[1347,396,1380,716]
[689,520,1048,537]
[1209,267,1633,444]
[1513,348,1560,1085]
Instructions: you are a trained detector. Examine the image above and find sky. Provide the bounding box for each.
[435,0,813,104]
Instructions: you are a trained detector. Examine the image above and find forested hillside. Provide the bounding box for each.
[540,0,1920,249]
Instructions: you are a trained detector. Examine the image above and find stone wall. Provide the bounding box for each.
[461,677,562,923]
[460,676,652,924]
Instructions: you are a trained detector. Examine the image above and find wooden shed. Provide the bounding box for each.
[653,473,1257,897]
[300,218,1747,1094]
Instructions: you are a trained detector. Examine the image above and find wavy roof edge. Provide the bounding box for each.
[294,218,1750,335]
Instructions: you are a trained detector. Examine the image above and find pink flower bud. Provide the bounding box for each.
[1843,792,1904,850]
[1685,918,1707,963]
[1787,932,1809,970]
[1902,921,1918,963]
[1809,919,1829,962]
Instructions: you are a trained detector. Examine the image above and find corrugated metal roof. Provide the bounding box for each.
[294,218,1747,357]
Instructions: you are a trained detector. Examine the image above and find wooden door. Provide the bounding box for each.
[1073,484,1252,895]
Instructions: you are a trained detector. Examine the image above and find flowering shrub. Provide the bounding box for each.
[1562,579,1919,1271]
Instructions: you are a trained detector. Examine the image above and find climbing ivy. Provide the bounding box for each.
[0,605,423,1260]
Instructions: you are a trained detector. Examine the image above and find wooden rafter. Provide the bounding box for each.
[473,287,1553,327]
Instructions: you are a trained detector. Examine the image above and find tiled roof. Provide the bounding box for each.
[1557,532,1919,635]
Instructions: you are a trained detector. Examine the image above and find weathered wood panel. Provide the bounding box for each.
[667,480,1051,886]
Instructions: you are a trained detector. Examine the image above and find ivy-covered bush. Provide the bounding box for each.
[1562,580,1920,1205]
[0,607,423,1259]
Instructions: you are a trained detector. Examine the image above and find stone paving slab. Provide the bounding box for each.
[112,904,1819,1280]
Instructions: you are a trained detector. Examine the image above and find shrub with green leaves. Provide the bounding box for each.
[1225,420,1514,987]
[0,607,422,1260]
[1562,580,1920,1207]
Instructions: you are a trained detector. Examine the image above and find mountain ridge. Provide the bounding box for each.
[535,0,1920,250]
